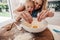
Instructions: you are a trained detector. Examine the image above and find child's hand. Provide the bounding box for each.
[14,11,33,23]
[21,11,33,23]
[37,10,54,21]
[22,11,33,23]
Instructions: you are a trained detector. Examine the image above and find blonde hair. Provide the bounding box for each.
[42,0,47,10]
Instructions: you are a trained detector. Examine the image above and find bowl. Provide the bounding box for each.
[20,18,48,33]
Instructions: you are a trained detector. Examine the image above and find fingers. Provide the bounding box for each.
[21,13,29,23]
[15,16,22,22]
[25,12,33,23]
[14,12,23,22]
[40,10,48,19]
[47,11,54,17]
[21,12,33,23]
[37,10,54,22]
[37,10,48,21]
[37,10,45,21]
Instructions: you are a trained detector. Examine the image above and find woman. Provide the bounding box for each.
[13,0,54,23]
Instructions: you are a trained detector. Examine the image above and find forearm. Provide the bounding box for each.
[13,6,25,22]
[13,6,25,15]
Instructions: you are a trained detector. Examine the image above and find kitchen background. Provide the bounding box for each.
[0,0,60,26]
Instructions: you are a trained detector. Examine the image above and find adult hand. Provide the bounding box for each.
[37,10,54,21]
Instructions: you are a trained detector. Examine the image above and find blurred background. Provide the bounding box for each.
[0,0,60,26]
[0,0,11,23]
[47,0,60,26]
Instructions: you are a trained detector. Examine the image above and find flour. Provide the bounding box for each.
[14,32,34,40]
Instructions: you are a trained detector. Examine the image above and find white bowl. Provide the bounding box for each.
[20,18,48,33]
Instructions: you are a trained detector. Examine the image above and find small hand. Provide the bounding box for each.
[15,11,33,23]
[21,11,33,23]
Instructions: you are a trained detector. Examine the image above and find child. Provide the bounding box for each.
[14,0,54,23]
[15,0,35,23]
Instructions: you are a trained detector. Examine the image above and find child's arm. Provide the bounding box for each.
[13,6,33,23]
[13,6,25,22]
[13,6,25,15]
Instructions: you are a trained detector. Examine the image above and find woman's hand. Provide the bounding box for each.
[37,10,54,21]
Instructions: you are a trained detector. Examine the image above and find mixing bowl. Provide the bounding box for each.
[20,18,48,33]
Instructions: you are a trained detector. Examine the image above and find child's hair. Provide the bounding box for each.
[24,0,34,11]
[42,0,47,10]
